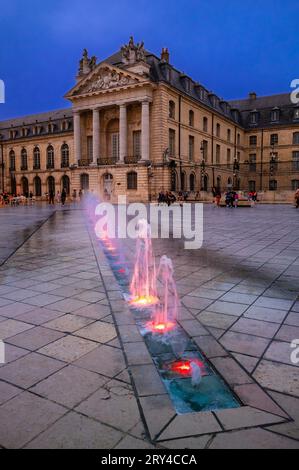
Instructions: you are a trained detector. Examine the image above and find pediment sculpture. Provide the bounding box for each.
[77,69,138,94]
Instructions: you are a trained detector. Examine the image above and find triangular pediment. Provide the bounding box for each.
[65,62,147,100]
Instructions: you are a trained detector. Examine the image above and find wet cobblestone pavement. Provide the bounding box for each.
[0,204,298,448]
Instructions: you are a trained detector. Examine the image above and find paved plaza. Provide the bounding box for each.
[0,203,298,449]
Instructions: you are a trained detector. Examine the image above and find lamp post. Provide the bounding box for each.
[0,134,4,193]
[269,144,276,190]
[233,157,240,190]
[200,141,206,191]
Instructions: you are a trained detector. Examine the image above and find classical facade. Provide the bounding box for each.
[0,37,299,202]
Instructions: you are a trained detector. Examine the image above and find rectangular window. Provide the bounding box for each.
[227,148,231,167]
[216,144,220,164]
[227,129,231,142]
[203,117,208,132]
[133,130,141,158]
[248,180,256,192]
[249,153,256,172]
[270,134,278,146]
[292,180,299,190]
[169,129,175,157]
[87,136,93,161]
[202,140,208,161]
[249,135,257,146]
[293,151,299,171]
[188,136,194,161]
[293,132,299,145]
[111,133,119,160]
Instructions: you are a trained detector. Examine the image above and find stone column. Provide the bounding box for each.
[92,108,100,165]
[141,100,150,161]
[73,112,81,164]
[119,104,127,163]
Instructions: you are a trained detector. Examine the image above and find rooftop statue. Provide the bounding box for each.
[121,36,145,65]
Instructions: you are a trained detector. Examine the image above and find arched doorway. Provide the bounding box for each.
[103,173,113,200]
[61,175,70,195]
[34,176,42,197]
[80,173,89,191]
[181,172,186,191]
[11,176,16,195]
[216,176,221,190]
[171,170,177,192]
[203,175,208,192]
[47,176,55,194]
[21,176,29,195]
[189,173,195,191]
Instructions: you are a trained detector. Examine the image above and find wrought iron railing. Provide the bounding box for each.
[97,157,117,165]
[78,159,92,167]
[124,155,141,164]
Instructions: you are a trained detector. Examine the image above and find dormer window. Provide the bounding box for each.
[61,120,69,131]
[271,108,279,122]
[9,129,17,139]
[293,107,299,120]
[250,110,258,125]
[48,123,55,133]
[180,75,191,93]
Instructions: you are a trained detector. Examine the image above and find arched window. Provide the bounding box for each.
[33,146,40,169]
[127,171,137,190]
[171,170,177,191]
[203,116,208,132]
[216,176,221,189]
[47,145,54,169]
[21,176,29,195]
[9,150,15,171]
[21,148,27,170]
[216,123,220,137]
[34,176,42,197]
[61,174,70,195]
[47,176,55,194]
[169,100,175,119]
[80,173,89,190]
[227,177,232,187]
[61,143,69,168]
[189,110,194,127]
[189,173,195,191]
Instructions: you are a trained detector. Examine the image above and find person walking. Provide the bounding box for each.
[61,188,67,206]
[295,188,299,208]
[48,189,55,205]
[72,189,77,205]
[234,191,239,208]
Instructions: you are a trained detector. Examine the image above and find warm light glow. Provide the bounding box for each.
[170,359,204,376]
[129,295,159,307]
[146,320,176,333]
[118,268,126,274]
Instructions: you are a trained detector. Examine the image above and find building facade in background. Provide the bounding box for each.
[0,37,298,202]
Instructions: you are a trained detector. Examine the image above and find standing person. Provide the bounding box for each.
[295,189,299,208]
[215,188,221,207]
[79,189,83,203]
[61,188,67,206]
[48,189,55,205]
[72,189,77,205]
[234,191,239,208]
[211,186,217,206]
[56,191,61,204]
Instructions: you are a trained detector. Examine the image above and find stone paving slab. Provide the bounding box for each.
[0,205,298,448]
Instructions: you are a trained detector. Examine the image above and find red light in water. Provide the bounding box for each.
[118,268,126,274]
[170,359,204,376]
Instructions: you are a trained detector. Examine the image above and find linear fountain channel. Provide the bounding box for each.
[95,220,240,414]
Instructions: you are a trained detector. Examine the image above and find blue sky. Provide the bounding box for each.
[0,0,298,119]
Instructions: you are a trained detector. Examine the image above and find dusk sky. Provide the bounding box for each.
[1,0,299,119]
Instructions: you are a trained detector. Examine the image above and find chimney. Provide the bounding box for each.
[249,92,257,100]
[161,47,169,63]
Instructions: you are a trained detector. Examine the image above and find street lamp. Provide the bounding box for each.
[233,157,240,190]
[200,141,206,190]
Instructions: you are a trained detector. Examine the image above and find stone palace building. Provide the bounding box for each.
[0,37,299,202]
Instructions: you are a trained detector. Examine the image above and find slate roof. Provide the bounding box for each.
[1,46,299,140]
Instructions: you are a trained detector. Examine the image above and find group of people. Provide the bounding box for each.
[48,188,85,206]
[0,191,35,206]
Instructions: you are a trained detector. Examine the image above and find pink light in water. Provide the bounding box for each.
[146,320,176,333]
